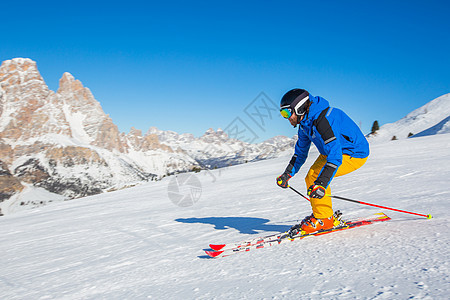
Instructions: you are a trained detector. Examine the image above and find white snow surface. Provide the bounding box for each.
[1,184,66,215]
[0,133,449,299]
[368,93,450,142]
[413,116,450,137]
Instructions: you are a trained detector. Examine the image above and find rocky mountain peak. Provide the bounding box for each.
[57,72,103,114]
[0,58,48,101]
[0,58,54,140]
[205,128,215,134]
[128,127,143,137]
[54,71,126,151]
[0,58,295,215]
[200,127,229,143]
[0,58,43,82]
[59,72,80,89]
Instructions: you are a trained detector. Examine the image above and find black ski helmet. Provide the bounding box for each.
[280,88,310,116]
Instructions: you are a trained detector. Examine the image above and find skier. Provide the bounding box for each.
[277,88,369,233]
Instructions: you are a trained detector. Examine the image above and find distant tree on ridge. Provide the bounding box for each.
[371,120,380,134]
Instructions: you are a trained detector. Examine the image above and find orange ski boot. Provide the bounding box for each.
[300,213,335,234]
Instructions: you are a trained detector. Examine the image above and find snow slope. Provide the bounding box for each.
[0,134,449,299]
[412,116,450,137]
[368,93,450,142]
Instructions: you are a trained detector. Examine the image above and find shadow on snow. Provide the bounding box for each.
[175,217,291,235]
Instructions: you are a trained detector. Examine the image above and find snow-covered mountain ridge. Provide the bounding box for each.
[367,93,450,142]
[0,58,294,214]
[147,126,295,169]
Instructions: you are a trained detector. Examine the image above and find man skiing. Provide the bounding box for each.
[277,88,369,234]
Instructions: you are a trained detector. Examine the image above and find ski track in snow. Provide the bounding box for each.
[1,134,449,299]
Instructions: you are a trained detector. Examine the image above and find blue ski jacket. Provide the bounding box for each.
[287,94,369,188]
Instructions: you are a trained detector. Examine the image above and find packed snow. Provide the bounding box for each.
[0,133,449,299]
[1,184,65,215]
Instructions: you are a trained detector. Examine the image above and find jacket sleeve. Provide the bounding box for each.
[285,129,311,176]
[314,111,343,188]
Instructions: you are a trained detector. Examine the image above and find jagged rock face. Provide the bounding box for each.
[45,146,108,168]
[56,73,126,152]
[13,146,112,199]
[200,128,229,143]
[0,140,13,165]
[127,127,173,152]
[0,58,295,214]
[0,59,128,151]
[142,134,173,152]
[0,58,63,140]
[15,158,51,184]
[0,58,190,207]
[0,160,24,202]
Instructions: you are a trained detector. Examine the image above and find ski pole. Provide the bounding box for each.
[288,186,431,219]
[288,186,310,202]
[327,194,432,219]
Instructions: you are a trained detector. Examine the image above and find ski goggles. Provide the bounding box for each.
[280,105,307,119]
[280,106,293,119]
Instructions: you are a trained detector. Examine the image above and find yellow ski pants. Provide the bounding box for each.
[305,154,368,219]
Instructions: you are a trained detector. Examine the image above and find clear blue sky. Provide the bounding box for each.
[2,0,449,142]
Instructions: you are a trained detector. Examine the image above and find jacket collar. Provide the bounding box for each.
[300,94,330,125]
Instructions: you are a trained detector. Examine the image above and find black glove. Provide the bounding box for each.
[276,173,292,188]
[307,184,326,199]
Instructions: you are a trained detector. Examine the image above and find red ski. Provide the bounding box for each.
[205,212,390,258]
